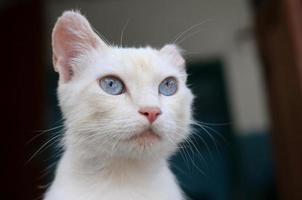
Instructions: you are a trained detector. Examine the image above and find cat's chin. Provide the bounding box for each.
[126,129,161,144]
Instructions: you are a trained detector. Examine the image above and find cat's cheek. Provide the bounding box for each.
[163,99,188,123]
[176,90,193,119]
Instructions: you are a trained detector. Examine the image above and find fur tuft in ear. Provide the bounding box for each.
[52,10,107,82]
[160,44,185,69]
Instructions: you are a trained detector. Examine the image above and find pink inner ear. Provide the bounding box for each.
[52,11,102,82]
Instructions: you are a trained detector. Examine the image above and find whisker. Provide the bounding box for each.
[92,26,112,46]
[26,134,62,165]
[189,128,214,161]
[120,18,130,47]
[195,121,231,127]
[172,18,212,44]
[176,28,203,45]
[27,124,65,145]
[198,125,221,155]
[201,124,230,146]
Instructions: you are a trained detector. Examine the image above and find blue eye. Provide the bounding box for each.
[99,76,125,95]
[159,77,178,96]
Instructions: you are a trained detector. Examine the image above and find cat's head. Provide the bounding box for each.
[52,11,193,160]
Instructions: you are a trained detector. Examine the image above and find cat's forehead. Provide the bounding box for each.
[94,47,180,80]
[112,47,166,71]
[114,48,157,70]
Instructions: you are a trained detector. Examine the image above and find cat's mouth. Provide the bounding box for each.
[126,129,161,142]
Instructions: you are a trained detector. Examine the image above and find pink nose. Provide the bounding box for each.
[138,107,162,123]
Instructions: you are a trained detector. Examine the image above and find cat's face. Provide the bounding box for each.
[52,11,193,160]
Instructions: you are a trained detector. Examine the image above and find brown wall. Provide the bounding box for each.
[255,0,302,199]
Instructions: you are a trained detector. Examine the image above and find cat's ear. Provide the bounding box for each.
[160,44,185,70]
[52,10,107,82]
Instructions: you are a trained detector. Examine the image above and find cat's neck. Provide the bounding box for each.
[60,148,167,181]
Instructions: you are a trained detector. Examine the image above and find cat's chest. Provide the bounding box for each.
[45,164,183,200]
[88,187,171,200]
[46,178,182,200]
[78,177,167,199]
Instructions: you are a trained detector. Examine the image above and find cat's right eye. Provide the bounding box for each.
[99,76,125,95]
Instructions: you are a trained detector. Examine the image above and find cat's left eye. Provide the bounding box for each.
[159,77,178,96]
[99,76,125,95]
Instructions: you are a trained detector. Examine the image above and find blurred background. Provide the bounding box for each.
[2,0,302,200]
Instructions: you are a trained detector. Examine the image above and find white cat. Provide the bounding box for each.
[44,10,193,200]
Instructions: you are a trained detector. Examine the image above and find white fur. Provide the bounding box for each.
[44,11,193,200]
